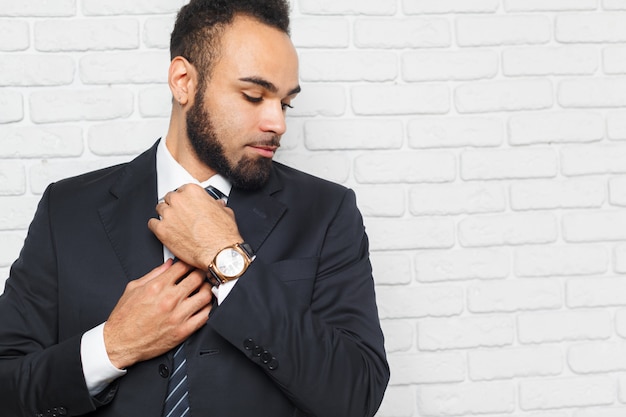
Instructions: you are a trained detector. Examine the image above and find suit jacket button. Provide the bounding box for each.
[268,358,279,370]
[58,408,67,416]
[243,338,256,350]
[159,364,170,378]
[253,346,263,357]
[261,350,272,364]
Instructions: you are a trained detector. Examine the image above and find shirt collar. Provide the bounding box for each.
[156,136,232,201]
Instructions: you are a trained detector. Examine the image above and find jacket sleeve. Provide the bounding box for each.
[209,188,389,417]
[0,185,101,417]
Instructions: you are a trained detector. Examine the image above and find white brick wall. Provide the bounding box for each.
[6,1,626,416]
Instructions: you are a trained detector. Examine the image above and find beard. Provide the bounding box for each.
[186,87,277,191]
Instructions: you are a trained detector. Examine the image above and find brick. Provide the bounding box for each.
[352,84,450,116]
[375,285,463,319]
[0,90,24,123]
[354,18,451,48]
[29,158,128,195]
[88,121,166,156]
[461,148,558,180]
[415,248,510,283]
[35,19,139,52]
[0,20,29,51]
[515,245,608,277]
[504,0,598,11]
[575,407,626,417]
[559,78,626,108]
[364,218,455,251]
[468,279,562,313]
[143,16,175,49]
[607,110,626,140]
[288,84,346,117]
[519,376,614,410]
[567,277,626,307]
[0,197,39,231]
[291,18,349,48]
[0,0,75,16]
[0,126,83,158]
[518,311,611,343]
[380,319,414,352]
[80,52,169,84]
[609,176,626,206]
[300,51,397,82]
[354,186,406,218]
[0,233,26,267]
[562,145,626,176]
[455,79,553,113]
[605,0,626,9]
[458,213,557,247]
[604,46,626,74]
[469,346,563,381]
[456,15,551,46]
[30,89,134,123]
[138,85,172,118]
[355,151,455,184]
[503,46,598,76]
[408,116,503,149]
[511,178,606,210]
[304,120,402,151]
[509,111,604,145]
[283,119,303,151]
[82,0,184,15]
[403,50,498,81]
[389,352,465,385]
[418,316,514,350]
[376,386,414,417]
[403,0,499,14]
[274,152,349,184]
[0,161,26,196]
[299,0,396,15]
[409,183,506,215]
[616,309,626,337]
[569,341,626,374]
[614,244,626,273]
[417,382,515,416]
[370,252,412,285]
[563,210,626,242]
[557,13,626,43]
[0,55,75,86]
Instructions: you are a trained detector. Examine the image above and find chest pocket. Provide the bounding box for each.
[271,257,318,304]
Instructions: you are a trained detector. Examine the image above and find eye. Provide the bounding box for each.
[243,93,262,103]
[281,102,293,111]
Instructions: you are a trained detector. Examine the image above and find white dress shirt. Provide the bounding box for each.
[80,137,236,396]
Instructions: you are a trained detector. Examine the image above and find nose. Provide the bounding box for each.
[259,101,287,136]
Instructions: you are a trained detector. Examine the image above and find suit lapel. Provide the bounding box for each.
[98,141,163,281]
[227,166,287,253]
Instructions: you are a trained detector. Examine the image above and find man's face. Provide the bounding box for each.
[186,15,300,190]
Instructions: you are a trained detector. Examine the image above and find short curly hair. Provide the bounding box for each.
[170,0,291,81]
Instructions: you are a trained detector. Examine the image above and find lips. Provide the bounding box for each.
[249,145,279,158]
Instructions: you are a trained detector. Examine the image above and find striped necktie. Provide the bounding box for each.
[163,344,190,417]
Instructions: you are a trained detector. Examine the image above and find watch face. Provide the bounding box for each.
[215,248,245,277]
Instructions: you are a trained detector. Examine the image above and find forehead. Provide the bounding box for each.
[210,15,299,93]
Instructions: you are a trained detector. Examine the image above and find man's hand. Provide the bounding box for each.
[103,259,213,369]
[148,183,243,269]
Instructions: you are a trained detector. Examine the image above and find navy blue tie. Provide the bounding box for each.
[163,344,190,417]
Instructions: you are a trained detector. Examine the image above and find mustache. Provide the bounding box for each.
[249,136,281,148]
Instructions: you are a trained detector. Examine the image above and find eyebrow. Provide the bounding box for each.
[239,76,301,96]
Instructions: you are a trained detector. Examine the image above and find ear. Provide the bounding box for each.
[168,56,197,106]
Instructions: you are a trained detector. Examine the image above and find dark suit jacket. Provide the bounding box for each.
[0,141,389,417]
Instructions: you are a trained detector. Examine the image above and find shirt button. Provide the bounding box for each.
[159,364,170,378]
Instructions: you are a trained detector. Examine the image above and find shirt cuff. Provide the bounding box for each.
[212,279,238,305]
[81,322,127,396]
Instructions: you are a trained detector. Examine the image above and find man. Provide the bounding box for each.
[0,0,389,416]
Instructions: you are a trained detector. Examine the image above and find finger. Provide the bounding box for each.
[174,269,206,296]
[133,258,174,285]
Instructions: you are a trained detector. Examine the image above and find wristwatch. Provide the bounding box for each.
[207,242,255,286]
